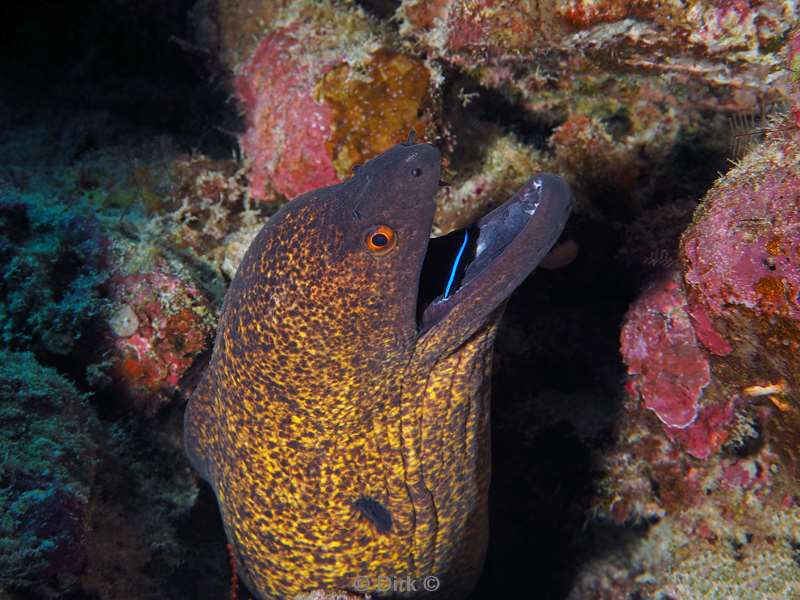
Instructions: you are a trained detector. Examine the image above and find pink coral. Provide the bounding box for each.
[235,28,339,201]
[620,270,738,459]
[108,270,214,412]
[682,172,800,323]
[621,271,710,430]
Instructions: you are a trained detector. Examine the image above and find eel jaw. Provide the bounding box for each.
[416,173,572,335]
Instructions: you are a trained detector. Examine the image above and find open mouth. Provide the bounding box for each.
[417,225,477,325]
[416,174,571,333]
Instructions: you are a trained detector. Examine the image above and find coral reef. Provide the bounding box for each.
[682,126,800,391]
[106,268,215,412]
[95,150,283,411]
[213,0,763,242]
[622,271,721,440]
[579,28,800,599]
[2,1,799,599]
[398,0,795,112]
[434,132,553,232]
[613,21,800,482]
[164,154,263,280]
[0,126,232,599]
[76,410,230,600]
[0,4,240,596]
[397,0,793,225]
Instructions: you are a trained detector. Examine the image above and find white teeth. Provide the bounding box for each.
[523,197,541,216]
[522,180,542,215]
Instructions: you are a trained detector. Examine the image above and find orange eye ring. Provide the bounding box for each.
[364,225,397,255]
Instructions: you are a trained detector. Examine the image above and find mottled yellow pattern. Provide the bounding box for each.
[184,142,570,600]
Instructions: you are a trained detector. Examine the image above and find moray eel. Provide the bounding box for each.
[184,140,571,600]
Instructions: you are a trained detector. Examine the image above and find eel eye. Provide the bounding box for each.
[364,225,397,255]
[411,167,422,177]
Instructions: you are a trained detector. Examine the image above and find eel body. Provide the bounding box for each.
[184,141,571,599]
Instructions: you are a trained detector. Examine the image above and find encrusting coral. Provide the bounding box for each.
[220,0,440,201]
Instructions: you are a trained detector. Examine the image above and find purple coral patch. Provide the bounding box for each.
[620,270,710,429]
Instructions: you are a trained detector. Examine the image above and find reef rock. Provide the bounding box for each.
[0,193,108,358]
[217,0,439,201]
[614,21,800,496]
[399,0,794,113]
[106,265,216,414]
[398,0,795,225]
[620,270,734,459]
[583,29,800,599]
[0,351,98,592]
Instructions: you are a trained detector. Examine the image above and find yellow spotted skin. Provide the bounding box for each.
[184,142,571,600]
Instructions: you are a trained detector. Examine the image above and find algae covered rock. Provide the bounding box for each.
[0,350,98,591]
[0,194,108,357]
[106,268,216,413]
[615,28,800,476]
[398,0,795,113]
